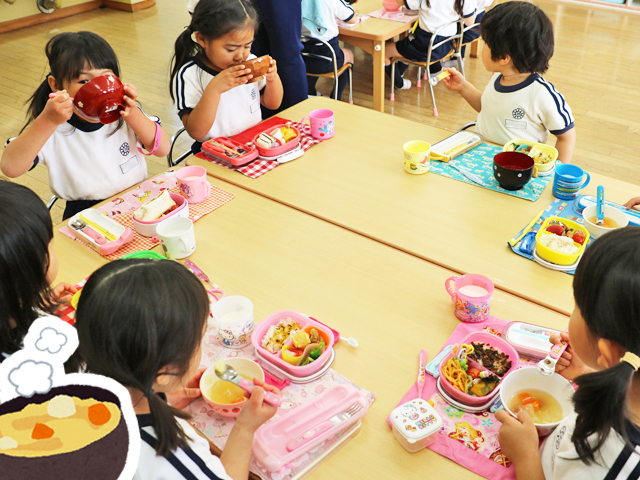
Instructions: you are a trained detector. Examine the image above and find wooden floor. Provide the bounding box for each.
[1,0,639,224]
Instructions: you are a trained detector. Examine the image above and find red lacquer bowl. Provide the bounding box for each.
[74,74,125,124]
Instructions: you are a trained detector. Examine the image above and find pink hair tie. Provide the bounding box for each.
[137,122,162,156]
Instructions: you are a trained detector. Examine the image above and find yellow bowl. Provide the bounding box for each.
[535,217,589,266]
[281,344,304,365]
[503,139,558,172]
[70,289,82,310]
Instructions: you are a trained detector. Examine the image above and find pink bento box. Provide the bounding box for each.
[437,331,520,406]
[251,310,334,378]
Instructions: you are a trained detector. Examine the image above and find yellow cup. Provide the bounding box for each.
[403,140,431,175]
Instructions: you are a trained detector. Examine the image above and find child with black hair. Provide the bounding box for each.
[1,31,170,220]
[496,227,640,480]
[170,0,283,144]
[443,1,576,164]
[0,180,77,360]
[75,259,280,480]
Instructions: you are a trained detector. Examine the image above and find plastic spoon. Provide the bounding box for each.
[214,361,282,407]
[417,349,427,399]
[340,336,359,348]
[596,185,605,226]
[537,329,569,375]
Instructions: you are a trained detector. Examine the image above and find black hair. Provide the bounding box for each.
[415,1,465,18]
[169,0,259,102]
[23,31,123,133]
[0,181,55,356]
[571,228,640,464]
[75,259,209,457]
[480,1,554,74]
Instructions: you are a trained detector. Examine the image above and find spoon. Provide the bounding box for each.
[596,185,605,226]
[214,361,282,407]
[537,329,569,375]
[417,349,427,399]
[340,336,359,348]
[69,219,106,245]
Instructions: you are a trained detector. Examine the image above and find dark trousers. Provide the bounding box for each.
[302,37,348,101]
[62,198,102,220]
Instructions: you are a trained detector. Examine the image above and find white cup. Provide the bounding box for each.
[156,216,196,260]
[211,295,254,348]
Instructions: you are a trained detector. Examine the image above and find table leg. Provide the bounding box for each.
[372,40,385,112]
[470,39,479,59]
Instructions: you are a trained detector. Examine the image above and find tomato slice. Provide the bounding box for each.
[287,347,304,357]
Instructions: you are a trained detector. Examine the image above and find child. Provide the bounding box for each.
[384,0,476,90]
[460,0,493,59]
[1,32,170,220]
[301,0,358,100]
[496,227,640,479]
[0,180,77,359]
[75,259,280,479]
[170,0,284,145]
[442,2,576,163]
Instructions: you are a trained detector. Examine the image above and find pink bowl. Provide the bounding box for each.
[132,193,189,237]
[438,331,520,406]
[253,124,300,158]
[382,0,401,11]
[73,74,125,124]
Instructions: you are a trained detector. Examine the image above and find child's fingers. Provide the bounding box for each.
[493,409,513,424]
[253,378,281,397]
[249,385,265,405]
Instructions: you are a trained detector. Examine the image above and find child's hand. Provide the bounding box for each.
[624,196,640,210]
[441,68,465,92]
[120,83,139,118]
[43,91,74,126]
[265,58,278,83]
[495,409,540,464]
[235,378,280,433]
[550,331,594,380]
[211,65,252,94]
[51,282,78,304]
[165,367,206,410]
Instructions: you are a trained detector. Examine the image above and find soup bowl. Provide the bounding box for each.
[73,74,125,124]
[582,205,629,239]
[493,152,534,190]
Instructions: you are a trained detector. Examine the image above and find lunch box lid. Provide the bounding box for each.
[503,322,558,358]
[390,399,442,443]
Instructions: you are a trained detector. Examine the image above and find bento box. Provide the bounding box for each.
[252,124,300,157]
[535,217,589,266]
[251,310,335,381]
[390,398,443,452]
[132,193,189,237]
[201,137,258,167]
[67,208,134,256]
[503,139,558,174]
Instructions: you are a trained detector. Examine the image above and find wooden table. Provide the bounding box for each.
[338,0,413,112]
[187,97,640,315]
[53,176,568,480]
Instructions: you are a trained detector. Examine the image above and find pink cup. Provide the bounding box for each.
[301,109,334,140]
[177,166,210,204]
[445,274,494,323]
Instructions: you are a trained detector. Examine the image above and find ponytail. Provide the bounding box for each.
[21,78,54,134]
[170,28,198,103]
[454,0,465,17]
[147,390,193,457]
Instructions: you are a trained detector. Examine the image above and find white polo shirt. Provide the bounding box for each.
[476,73,575,145]
[404,0,475,36]
[301,0,355,42]
[172,55,267,142]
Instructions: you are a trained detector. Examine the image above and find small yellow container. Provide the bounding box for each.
[403,140,431,175]
[281,344,304,365]
[503,139,558,173]
[535,217,589,266]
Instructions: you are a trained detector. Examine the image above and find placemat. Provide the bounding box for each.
[188,324,376,480]
[367,7,418,22]
[197,120,325,179]
[386,318,520,480]
[429,144,552,202]
[58,170,234,260]
[53,279,87,325]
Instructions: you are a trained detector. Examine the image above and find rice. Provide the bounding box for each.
[539,234,579,255]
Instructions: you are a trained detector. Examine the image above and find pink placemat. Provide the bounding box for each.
[367,7,418,23]
[386,318,518,480]
[58,170,234,260]
[188,323,376,480]
[197,120,326,179]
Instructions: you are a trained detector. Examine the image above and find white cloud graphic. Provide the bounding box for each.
[8,360,53,398]
[35,327,68,354]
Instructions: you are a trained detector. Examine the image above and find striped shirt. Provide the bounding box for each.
[540,411,640,480]
[476,73,574,146]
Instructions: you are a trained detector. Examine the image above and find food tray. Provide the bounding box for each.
[251,310,335,378]
[436,378,497,413]
[430,131,483,162]
[535,216,589,266]
[252,124,300,157]
[202,137,258,167]
[67,208,134,256]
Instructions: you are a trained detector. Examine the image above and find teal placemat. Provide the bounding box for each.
[429,143,552,202]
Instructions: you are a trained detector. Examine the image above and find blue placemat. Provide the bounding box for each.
[429,143,552,202]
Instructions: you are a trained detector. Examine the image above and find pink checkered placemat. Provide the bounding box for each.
[367,7,418,23]
[197,121,325,179]
[53,278,88,325]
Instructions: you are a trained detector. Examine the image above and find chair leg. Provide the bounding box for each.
[390,60,396,102]
[457,55,465,77]
[348,66,353,104]
[333,74,338,101]
[429,82,438,116]
[416,67,421,88]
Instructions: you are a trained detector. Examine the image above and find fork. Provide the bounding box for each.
[286,403,363,452]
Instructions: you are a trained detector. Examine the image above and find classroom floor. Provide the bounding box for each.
[1,0,639,224]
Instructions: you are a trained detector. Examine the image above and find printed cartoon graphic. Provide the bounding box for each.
[490,449,512,467]
[318,121,334,137]
[448,421,486,452]
[0,318,138,479]
[132,189,152,204]
[180,183,195,199]
[400,404,419,421]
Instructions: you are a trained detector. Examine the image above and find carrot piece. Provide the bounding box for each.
[88,403,111,425]
[530,399,542,411]
[32,423,54,439]
[518,392,533,403]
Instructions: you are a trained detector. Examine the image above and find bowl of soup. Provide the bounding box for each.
[499,367,574,436]
[582,205,629,239]
[493,152,534,190]
[200,357,265,418]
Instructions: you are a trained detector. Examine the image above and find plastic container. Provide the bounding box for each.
[251,310,335,379]
[535,217,589,266]
[201,137,258,167]
[121,251,166,261]
[382,0,401,11]
[132,193,189,237]
[582,205,629,239]
[254,347,335,384]
[252,124,300,157]
[503,139,558,173]
[502,322,560,359]
[436,377,497,413]
[67,208,134,256]
[430,131,483,162]
[438,331,520,406]
[390,398,443,452]
[252,384,368,472]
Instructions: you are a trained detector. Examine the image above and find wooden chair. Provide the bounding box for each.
[389,19,465,116]
[301,35,353,103]
[167,127,193,167]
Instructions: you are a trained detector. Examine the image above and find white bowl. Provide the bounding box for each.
[582,205,629,239]
[499,367,574,436]
[132,193,189,237]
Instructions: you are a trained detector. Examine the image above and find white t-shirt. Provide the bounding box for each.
[172,55,267,142]
[476,73,575,145]
[187,0,198,14]
[301,0,355,42]
[540,411,640,480]
[404,0,475,36]
[470,0,493,14]
[135,414,233,480]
